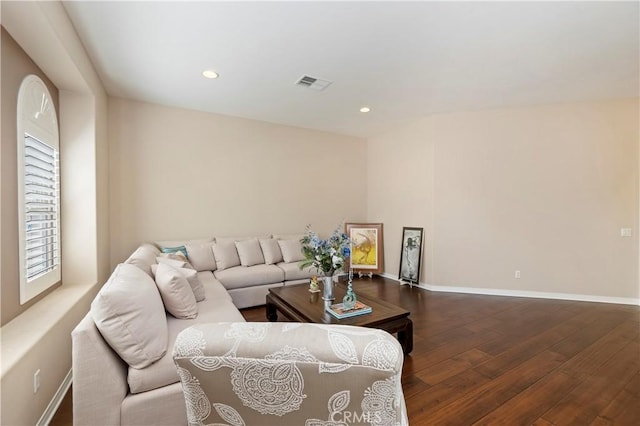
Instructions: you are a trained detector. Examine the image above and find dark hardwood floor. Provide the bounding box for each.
[52,277,639,425]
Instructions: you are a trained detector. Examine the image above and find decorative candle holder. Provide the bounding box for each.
[342,270,357,310]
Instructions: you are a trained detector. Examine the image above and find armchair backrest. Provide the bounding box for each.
[173,322,408,425]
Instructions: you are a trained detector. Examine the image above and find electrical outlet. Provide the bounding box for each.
[34,369,41,393]
[621,228,632,237]
[515,270,521,279]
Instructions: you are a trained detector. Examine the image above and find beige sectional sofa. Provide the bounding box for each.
[155,234,316,308]
[71,234,320,425]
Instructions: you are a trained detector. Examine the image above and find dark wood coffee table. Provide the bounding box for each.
[266,283,413,354]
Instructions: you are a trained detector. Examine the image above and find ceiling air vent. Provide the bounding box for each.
[295,75,332,91]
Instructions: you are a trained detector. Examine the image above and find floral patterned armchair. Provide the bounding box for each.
[172,322,408,426]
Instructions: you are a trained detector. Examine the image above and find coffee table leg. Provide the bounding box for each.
[397,319,413,355]
[266,297,278,322]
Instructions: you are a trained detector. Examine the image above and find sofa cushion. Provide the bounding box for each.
[212,241,241,271]
[215,235,271,245]
[259,238,283,265]
[160,245,188,258]
[156,256,189,269]
[91,263,168,369]
[214,264,284,290]
[185,241,216,271]
[197,271,233,302]
[235,238,265,267]
[158,251,188,262]
[178,267,206,302]
[124,244,160,277]
[155,263,198,319]
[127,274,244,394]
[155,238,211,249]
[152,264,207,302]
[278,238,305,263]
[277,261,316,281]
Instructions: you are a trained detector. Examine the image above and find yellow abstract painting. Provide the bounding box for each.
[350,229,378,268]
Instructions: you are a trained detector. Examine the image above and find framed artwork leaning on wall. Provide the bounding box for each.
[345,223,384,276]
[398,227,423,286]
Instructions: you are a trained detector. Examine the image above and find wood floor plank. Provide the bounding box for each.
[412,329,503,371]
[542,340,640,425]
[416,348,492,385]
[559,320,639,377]
[622,372,640,397]
[551,311,629,359]
[424,350,568,425]
[589,389,640,426]
[472,370,580,426]
[406,369,493,424]
[475,320,582,379]
[531,418,555,426]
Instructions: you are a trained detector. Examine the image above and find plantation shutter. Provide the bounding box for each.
[23,134,60,281]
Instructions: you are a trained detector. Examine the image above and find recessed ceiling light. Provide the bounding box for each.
[360,107,371,113]
[202,70,219,79]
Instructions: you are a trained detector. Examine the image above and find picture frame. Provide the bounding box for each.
[345,223,384,275]
[398,227,423,285]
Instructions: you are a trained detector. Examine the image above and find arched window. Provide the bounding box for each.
[17,75,60,304]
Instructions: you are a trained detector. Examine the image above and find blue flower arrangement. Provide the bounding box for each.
[300,225,351,277]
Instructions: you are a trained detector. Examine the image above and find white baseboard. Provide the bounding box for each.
[380,273,640,306]
[38,368,72,426]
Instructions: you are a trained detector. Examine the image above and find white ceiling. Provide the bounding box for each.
[63,1,639,138]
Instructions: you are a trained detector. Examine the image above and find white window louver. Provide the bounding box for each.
[23,134,60,281]
[18,74,60,304]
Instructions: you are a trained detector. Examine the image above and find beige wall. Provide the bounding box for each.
[1,27,61,325]
[368,99,639,300]
[1,1,109,424]
[109,98,367,265]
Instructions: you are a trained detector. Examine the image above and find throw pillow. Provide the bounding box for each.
[124,244,160,277]
[154,263,198,319]
[278,239,305,263]
[156,257,189,269]
[211,241,241,271]
[259,238,283,265]
[185,242,217,271]
[158,252,188,262]
[91,263,168,369]
[150,265,205,302]
[178,267,206,302]
[161,245,188,259]
[235,238,265,267]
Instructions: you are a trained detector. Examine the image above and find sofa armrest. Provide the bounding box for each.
[173,322,408,426]
[72,312,129,426]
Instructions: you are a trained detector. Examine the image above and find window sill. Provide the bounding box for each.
[0,281,98,378]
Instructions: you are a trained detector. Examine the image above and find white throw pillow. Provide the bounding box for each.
[125,244,160,277]
[185,242,217,271]
[158,251,188,262]
[150,265,205,302]
[154,263,198,319]
[235,238,265,267]
[178,267,206,302]
[278,239,305,263]
[91,263,168,369]
[156,256,189,269]
[212,241,241,271]
[260,238,283,265]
